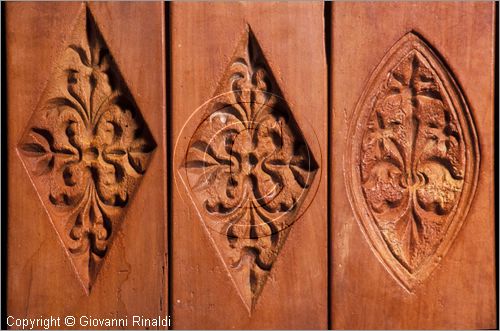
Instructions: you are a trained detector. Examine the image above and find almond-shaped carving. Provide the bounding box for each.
[17,5,156,293]
[345,32,479,290]
[176,27,319,312]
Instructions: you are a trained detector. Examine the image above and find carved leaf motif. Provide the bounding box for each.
[17,5,156,292]
[345,32,479,290]
[180,27,319,312]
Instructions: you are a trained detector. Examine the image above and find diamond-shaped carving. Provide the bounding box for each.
[17,5,156,293]
[178,27,319,312]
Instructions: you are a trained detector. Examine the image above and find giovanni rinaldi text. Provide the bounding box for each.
[7,315,172,329]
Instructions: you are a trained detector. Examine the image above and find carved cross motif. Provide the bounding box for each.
[345,32,479,290]
[180,27,319,312]
[18,5,156,292]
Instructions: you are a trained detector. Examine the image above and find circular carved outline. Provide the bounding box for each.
[174,90,322,238]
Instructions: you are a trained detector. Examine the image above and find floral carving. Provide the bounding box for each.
[18,6,156,292]
[345,32,479,290]
[179,27,318,311]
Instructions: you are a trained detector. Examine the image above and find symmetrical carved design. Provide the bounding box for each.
[345,32,479,290]
[18,6,156,292]
[179,27,318,312]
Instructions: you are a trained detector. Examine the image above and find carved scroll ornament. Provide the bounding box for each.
[18,6,156,292]
[177,27,319,312]
[345,32,479,290]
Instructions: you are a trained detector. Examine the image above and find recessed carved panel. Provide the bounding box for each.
[345,32,479,290]
[17,5,156,293]
[177,27,319,312]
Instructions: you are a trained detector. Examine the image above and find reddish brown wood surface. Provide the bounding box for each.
[6,2,167,329]
[171,2,327,329]
[330,2,496,329]
[4,2,497,330]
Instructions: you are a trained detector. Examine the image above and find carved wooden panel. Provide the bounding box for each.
[17,5,156,292]
[331,2,496,329]
[177,27,319,312]
[171,2,327,328]
[345,32,479,290]
[6,2,166,324]
[5,2,496,330]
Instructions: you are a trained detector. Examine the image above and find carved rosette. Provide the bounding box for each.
[177,27,319,312]
[345,32,479,290]
[18,6,156,292]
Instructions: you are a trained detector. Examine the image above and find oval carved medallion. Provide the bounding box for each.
[345,32,479,290]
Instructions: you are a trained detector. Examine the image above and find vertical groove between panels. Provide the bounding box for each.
[324,2,333,330]
[165,2,174,329]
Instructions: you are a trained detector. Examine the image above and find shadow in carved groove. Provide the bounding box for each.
[17,5,156,293]
[180,26,319,313]
[345,31,479,291]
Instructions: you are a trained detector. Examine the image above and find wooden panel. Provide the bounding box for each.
[171,2,327,329]
[6,2,167,328]
[330,2,496,329]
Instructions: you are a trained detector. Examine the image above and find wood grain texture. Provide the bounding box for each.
[330,2,496,329]
[6,2,167,329]
[5,2,496,330]
[171,2,327,329]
